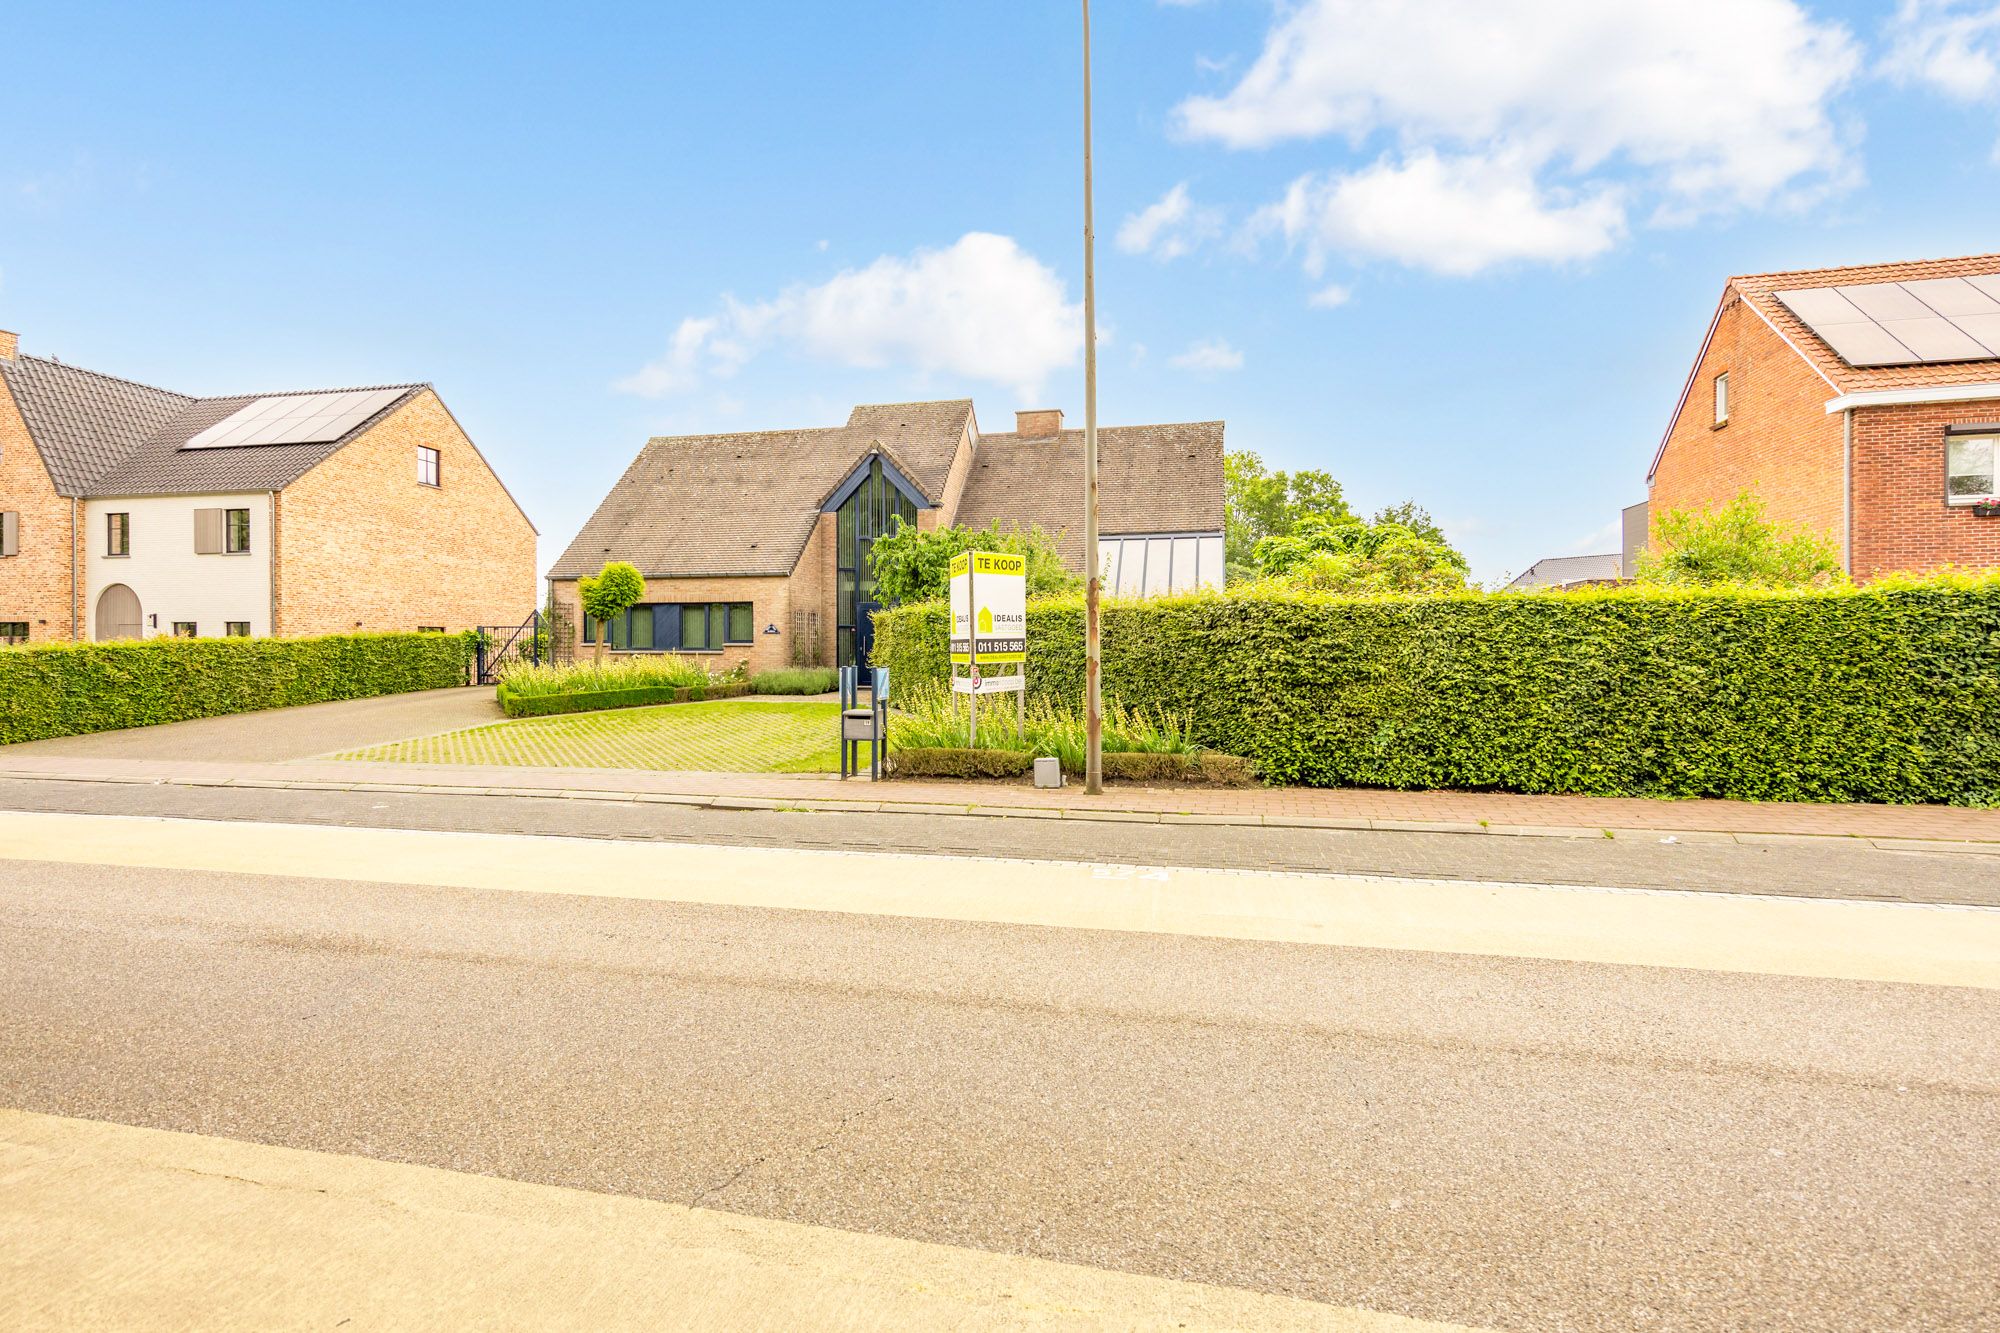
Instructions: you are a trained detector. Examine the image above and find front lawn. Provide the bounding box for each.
[335,698,855,772]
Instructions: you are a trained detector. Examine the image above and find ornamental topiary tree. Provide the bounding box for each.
[578,561,645,662]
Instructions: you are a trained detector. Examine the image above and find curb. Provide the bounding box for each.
[1,766,1997,856]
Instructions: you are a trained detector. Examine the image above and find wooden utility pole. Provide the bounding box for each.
[1081,0,1103,795]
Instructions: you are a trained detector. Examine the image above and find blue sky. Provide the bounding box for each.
[6,1,2000,582]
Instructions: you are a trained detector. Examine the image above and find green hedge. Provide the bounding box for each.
[872,579,2000,804]
[888,748,1254,785]
[497,680,750,718]
[0,632,471,745]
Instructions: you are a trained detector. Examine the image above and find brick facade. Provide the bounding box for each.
[0,373,80,641]
[1649,292,1846,548]
[547,574,796,674]
[1851,401,2000,578]
[275,390,536,635]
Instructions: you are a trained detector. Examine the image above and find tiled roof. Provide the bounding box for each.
[844,400,973,498]
[1732,252,2000,393]
[1505,552,1623,590]
[87,384,422,497]
[0,356,191,494]
[952,421,1226,570]
[0,352,421,497]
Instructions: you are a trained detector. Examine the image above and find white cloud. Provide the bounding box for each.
[1169,338,1245,372]
[1885,2,2000,101]
[619,233,1083,400]
[1174,0,1858,275]
[1116,183,1223,261]
[1308,283,1352,308]
[1254,151,1626,277]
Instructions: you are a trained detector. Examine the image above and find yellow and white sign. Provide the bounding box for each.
[949,550,1027,665]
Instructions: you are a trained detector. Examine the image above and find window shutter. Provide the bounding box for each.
[0,511,17,557]
[193,508,223,554]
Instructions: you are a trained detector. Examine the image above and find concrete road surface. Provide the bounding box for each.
[1,812,1996,1330]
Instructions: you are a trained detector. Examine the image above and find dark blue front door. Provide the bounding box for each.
[855,601,881,669]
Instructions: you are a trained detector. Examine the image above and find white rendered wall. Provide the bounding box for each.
[83,493,273,638]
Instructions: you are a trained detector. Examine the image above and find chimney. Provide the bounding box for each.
[1015,408,1063,438]
[0,329,17,361]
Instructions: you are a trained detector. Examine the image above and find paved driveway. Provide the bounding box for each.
[0,688,503,763]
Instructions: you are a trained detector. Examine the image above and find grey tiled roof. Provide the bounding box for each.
[0,352,421,497]
[0,356,191,494]
[952,422,1227,570]
[88,384,422,497]
[1506,552,1625,589]
[550,402,975,581]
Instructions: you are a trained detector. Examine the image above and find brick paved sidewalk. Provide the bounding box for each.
[2,753,1997,847]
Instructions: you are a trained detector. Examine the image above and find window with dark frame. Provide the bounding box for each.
[833,456,919,668]
[225,508,251,553]
[1948,432,1997,504]
[418,446,441,487]
[172,622,197,638]
[107,512,130,557]
[418,626,445,633]
[0,621,28,643]
[225,622,250,637]
[596,601,753,652]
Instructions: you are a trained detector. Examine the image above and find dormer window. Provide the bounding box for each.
[1713,372,1729,426]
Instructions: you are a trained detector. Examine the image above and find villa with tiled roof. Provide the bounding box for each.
[1646,252,2000,580]
[0,324,535,643]
[550,403,1225,672]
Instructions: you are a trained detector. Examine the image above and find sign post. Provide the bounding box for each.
[949,550,1027,747]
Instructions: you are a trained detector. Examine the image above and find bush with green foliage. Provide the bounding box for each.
[866,519,1080,605]
[890,686,1208,773]
[1635,491,1845,588]
[748,667,840,695]
[499,657,711,698]
[0,632,469,745]
[579,562,647,654]
[1252,512,1469,593]
[872,575,2000,804]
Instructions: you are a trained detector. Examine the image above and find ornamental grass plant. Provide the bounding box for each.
[498,655,713,699]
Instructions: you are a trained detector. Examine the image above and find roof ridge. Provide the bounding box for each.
[985,419,1225,436]
[644,425,850,446]
[1730,252,2000,287]
[191,380,429,403]
[17,354,196,403]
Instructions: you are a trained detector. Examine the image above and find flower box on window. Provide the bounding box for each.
[1973,498,2000,518]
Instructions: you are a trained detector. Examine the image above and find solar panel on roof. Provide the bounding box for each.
[1775,277,2000,368]
[181,387,406,450]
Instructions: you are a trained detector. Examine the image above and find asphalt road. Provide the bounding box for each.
[3,847,1996,1331]
[0,774,1993,905]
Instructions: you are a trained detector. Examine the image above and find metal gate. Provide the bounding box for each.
[473,610,570,685]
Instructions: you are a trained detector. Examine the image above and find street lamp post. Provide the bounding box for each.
[1081,0,1103,795]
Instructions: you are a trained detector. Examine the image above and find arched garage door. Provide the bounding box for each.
[95,584,143,641]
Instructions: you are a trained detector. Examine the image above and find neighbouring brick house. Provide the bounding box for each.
[0,325,536,644]
[549,402,1224,672]
[1647,252,2000,580]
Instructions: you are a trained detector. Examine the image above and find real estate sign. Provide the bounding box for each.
[949,550,1027,665]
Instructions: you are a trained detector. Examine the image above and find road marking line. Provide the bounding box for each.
[0,1108,1472,1332]
[0,809,1994,989]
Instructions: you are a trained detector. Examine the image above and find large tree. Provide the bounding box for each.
[1634,492,1844,588]
[1254,512,1469,594]
[1223,451,1352,580]
[866,519,1080,605]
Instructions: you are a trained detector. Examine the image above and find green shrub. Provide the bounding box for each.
[871,576,2000,804]
[498,656,711,699]
[887,747,1036,779]
[889,686,1214,775]
[868,519,1080,604]
[0,632,469,745]
[497,681,749,717]
[748,667,840,695]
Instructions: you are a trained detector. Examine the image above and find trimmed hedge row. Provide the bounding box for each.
[497,680,750,718]
[885,747,1255,785]
[0,632,471,745]
[872,579,2000,805]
